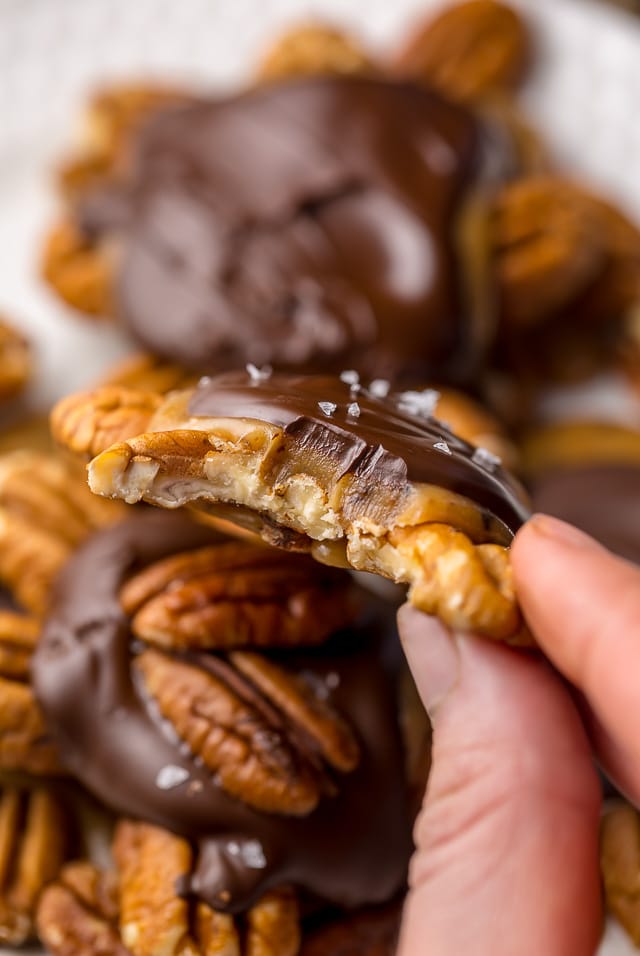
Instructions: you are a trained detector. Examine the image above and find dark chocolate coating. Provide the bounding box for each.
[80,76,494,381]
[33,512,412,913]
[531,464,640,566]
[189,371,530,537]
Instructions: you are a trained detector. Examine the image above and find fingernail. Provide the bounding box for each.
[528,513,600,550]
[397,605,460,714]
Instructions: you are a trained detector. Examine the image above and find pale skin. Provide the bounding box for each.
[397,513,640,956]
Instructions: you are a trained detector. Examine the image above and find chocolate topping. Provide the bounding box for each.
[33,512,412,914]
[531,464,640,565]
[80,75,494,381]
[188,371,529,536]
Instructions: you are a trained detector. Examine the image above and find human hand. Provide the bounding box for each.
[397,513,640,956]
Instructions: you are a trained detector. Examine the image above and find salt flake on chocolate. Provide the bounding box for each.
[347,402,361,418]
[246,363,272,383]
[340,370,360,386]
[472,447,501,470]
[155,764,190,790]
[434,440,452,455]
[398,389,440,418]
[318,401,337,417]
[226,839,267,869]
[369,379,390,398]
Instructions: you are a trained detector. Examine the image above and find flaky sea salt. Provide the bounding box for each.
[369,378,390,398]
[318,401,337,416]
[155,765,190,791]
[225,839,267,869]
[246,363,272,382]
[397,389,440,418]
[347,402,361,417]
[340,369,360,386]
[434,440,452,455]
[472,446,501,470]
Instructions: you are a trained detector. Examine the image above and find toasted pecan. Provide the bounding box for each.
[135,648,358,815]
[245,888,300,956]
[37,861,128,956]
[51,386,162,460]
[0,451,124,616]
[0,675,63,775]
[601,802,640,946]
[0,319,31,403]
[490,176,606,328]
[0,611,39,681]
[42,220,113,317]
[102,353,197,396]
[0,785,68,944]
[256,23,375,83]
[120,541,359,651]
[393,0,530,102]
[114,821,195,956]
[58,84,189,199]
[114,821,300,956]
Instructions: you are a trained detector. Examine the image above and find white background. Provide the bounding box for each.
[1,0,639,951]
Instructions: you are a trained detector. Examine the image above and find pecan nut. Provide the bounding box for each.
[0,611,39,681]
[490,176,606,328]
[51,386,163,461]
[0,674,63,775]
[120,541,359,651]
[135,647,359,815]
[114,821,300,956]
[0,784,68,944]
[393,0,530,102]
[37,861,129,956]
[58,84,189,199]
[0,319,31,403]
[102,353,197,396]
[601,801,640,946]
[41,220,113,317]
[256,23,375,83]
[0,451,125,615]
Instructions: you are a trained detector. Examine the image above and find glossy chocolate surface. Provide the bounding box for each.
[33,512,412,913]
[80,75,489,381]
[531,463,640,565]
[188,370,530,536]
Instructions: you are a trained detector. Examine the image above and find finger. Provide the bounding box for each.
[396,605,601,956]
[512,514,640,801]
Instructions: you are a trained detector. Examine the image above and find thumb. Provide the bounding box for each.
[396,605,601,956]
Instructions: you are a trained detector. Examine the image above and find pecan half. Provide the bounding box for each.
[393,0,530,102]
[102,353,197,396]
[42,220,113,317]
[0,674,63,775]
[0,319,31,403]
[0,611,39,681]
[601,802,640,946]
[245,888,300,956]
[121,542,359,651]
[37,861,129,956]
[51,386,162,460]
[256,23,375,83]
[135,648,359,815]
[0,784,68,944]
[58,84,189,199]
[490,176,606,328]
[0,451,124,616]
[114,821,300,956]
[0,450,122,548]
